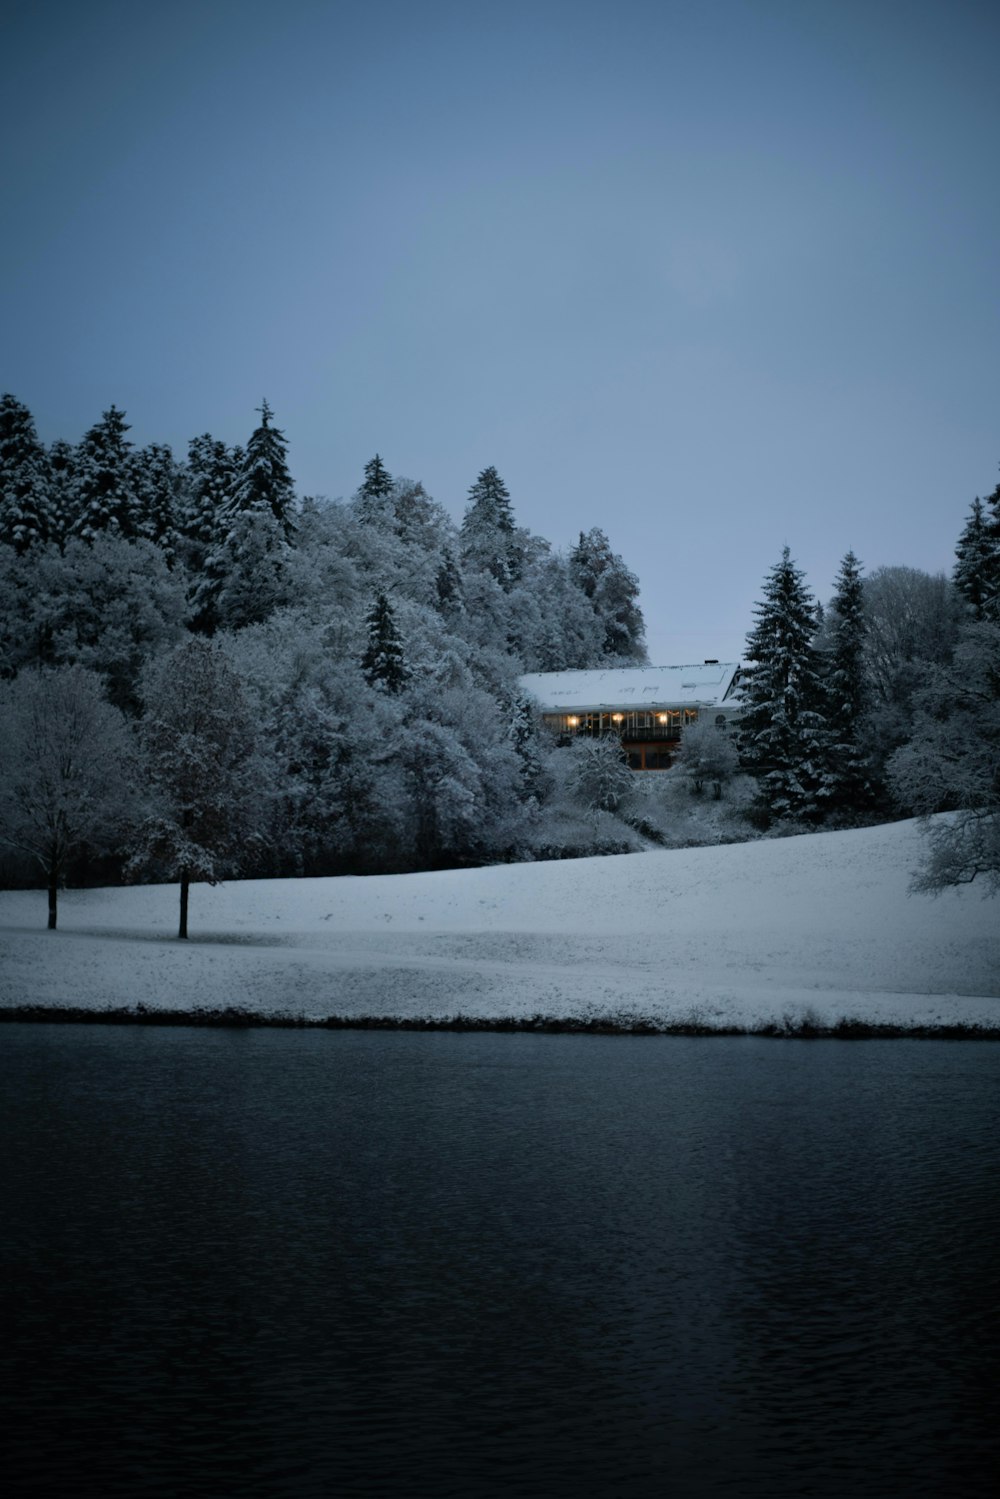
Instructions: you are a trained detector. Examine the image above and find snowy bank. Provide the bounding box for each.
[0,818,997,1033]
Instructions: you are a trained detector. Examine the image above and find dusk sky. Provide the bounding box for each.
[3,0,997,665]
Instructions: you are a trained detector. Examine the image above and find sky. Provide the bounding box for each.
[2,0,998,665]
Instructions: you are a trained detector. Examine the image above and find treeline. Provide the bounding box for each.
[737,475,1000,891]
[1,389,996,917]
[0,395,649,922]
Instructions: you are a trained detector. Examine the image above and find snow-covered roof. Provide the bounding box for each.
[520,663,741,713]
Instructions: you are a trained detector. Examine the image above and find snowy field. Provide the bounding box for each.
[0,818,997,1032]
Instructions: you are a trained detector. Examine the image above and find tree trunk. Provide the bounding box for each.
[179,869,190,939]
[48,871,58,930]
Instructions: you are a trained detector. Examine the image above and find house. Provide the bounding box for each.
[519,662,741,770]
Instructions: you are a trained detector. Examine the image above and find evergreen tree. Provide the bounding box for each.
[359,452,389,500]
[354,454,394,525]
[823,550,874,813]
[228,400,296,540]
[568,526,613,599]
[70,406,138,542]
[362,454,393,498]
[738,547,833,822]
[133,442,180,558]
[460,465,522,589]
[178,434,238,566]
[981,476,1000,622]
[0,394,55,553]
[47,439,75,548]
[507,691,546,801]
[434,546,465,617]
[361,591,409,693]
[213,510,294,630]
[180,434,241,632]
[568,527,647,662]
[954,496,994,620]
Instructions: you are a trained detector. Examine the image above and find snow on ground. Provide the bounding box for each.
[0,818,997,1030]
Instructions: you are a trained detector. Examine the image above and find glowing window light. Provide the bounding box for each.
[567,715,579,727]
[657,713,669,724]
[612,713,624,722]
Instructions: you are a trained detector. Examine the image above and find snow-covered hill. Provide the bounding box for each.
[1,818,997,1030]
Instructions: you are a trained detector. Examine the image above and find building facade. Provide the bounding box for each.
[520,662,741,770]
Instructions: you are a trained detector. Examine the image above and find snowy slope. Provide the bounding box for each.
[0,818,997,1029]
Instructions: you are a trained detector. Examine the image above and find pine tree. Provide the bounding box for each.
[738,547,833,822]
[361,591,409,693]
[954,497,994,620]
[507,691,546,801]
[228,400,296,540]
[0,394,56,553]
[460,466,523,589]
[434,547,465,617]
[70,406,138,542]
[980,476,1000,622]
[823,550,874,813]
[47,439,75,548]
[133,442,180,558]
[362,454,393,499]
[354,454,394,525]
[178,434,238,568]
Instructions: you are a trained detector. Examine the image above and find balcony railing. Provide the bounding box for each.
[543,709,700,742]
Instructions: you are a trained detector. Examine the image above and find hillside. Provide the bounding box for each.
[0,818,997,1032]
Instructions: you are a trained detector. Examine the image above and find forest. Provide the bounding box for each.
[0,392,997,931]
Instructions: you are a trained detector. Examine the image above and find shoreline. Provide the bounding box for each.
[3,1003,999,1039]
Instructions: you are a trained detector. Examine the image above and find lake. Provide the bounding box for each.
[1,1025,997,1496]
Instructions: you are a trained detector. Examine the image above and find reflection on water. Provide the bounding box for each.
[2,1027,998,1497]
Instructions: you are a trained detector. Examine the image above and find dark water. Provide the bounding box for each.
[2,1027,998,1498]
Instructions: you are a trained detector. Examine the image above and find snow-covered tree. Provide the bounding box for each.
[128,639,265,937]
[738,547,833,822]
[189,410,296,634]
[674,715,740,798]
[46,439,75,548]
[0,535,188,711]
[228,400,296,540]
[954,496,994,621]
[354,454,394,525]
[822,550,875,813]
[460,465,523,589]
[179,435,237,555]
[212,510,295,631]
[886,621,1000,892]
[568,526,647,662]
[986,478,1000,622]
[70,406,138,542]
[0,394,55,553]
[858,565,963,779]
[507,690,548,802]
[434,546,465,618]
[566,733,633,815]
[400,717,482,864]
[361,591,409,693]
[0,666,136,928]
[132,442,180,558]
